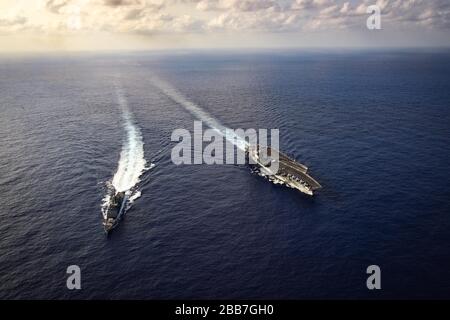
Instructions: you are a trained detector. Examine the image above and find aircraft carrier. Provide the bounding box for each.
[247,145,322,196]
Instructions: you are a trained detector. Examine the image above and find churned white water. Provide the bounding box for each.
[112,88,148,193]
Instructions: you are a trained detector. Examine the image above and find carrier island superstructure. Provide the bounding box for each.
[246,145,322,196]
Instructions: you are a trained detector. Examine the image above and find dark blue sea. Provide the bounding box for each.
[0,50,449,299]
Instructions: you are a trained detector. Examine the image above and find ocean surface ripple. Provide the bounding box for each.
[0,51,449,299]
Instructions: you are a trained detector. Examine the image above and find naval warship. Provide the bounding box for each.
[247,145,321,196]
[103,191,128,233]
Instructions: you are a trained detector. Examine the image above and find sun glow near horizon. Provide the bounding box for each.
[1,0,450,52]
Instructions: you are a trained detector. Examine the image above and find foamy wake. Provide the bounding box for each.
[150,77,248,151]
[101,87,154,219]
[151,78,289,189]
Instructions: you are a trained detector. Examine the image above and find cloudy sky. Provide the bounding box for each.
[0,0,449,52]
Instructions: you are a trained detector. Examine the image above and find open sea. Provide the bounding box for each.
[0,50,449,299]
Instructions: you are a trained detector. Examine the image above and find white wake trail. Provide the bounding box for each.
[112,88,148,192]
[150,77,249,151]
[102,87,153,221]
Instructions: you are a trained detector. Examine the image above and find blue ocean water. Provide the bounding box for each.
[0,50,449,299]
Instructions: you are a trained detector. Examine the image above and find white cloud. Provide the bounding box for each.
[0,0,449,36]
[0,16,27,28]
